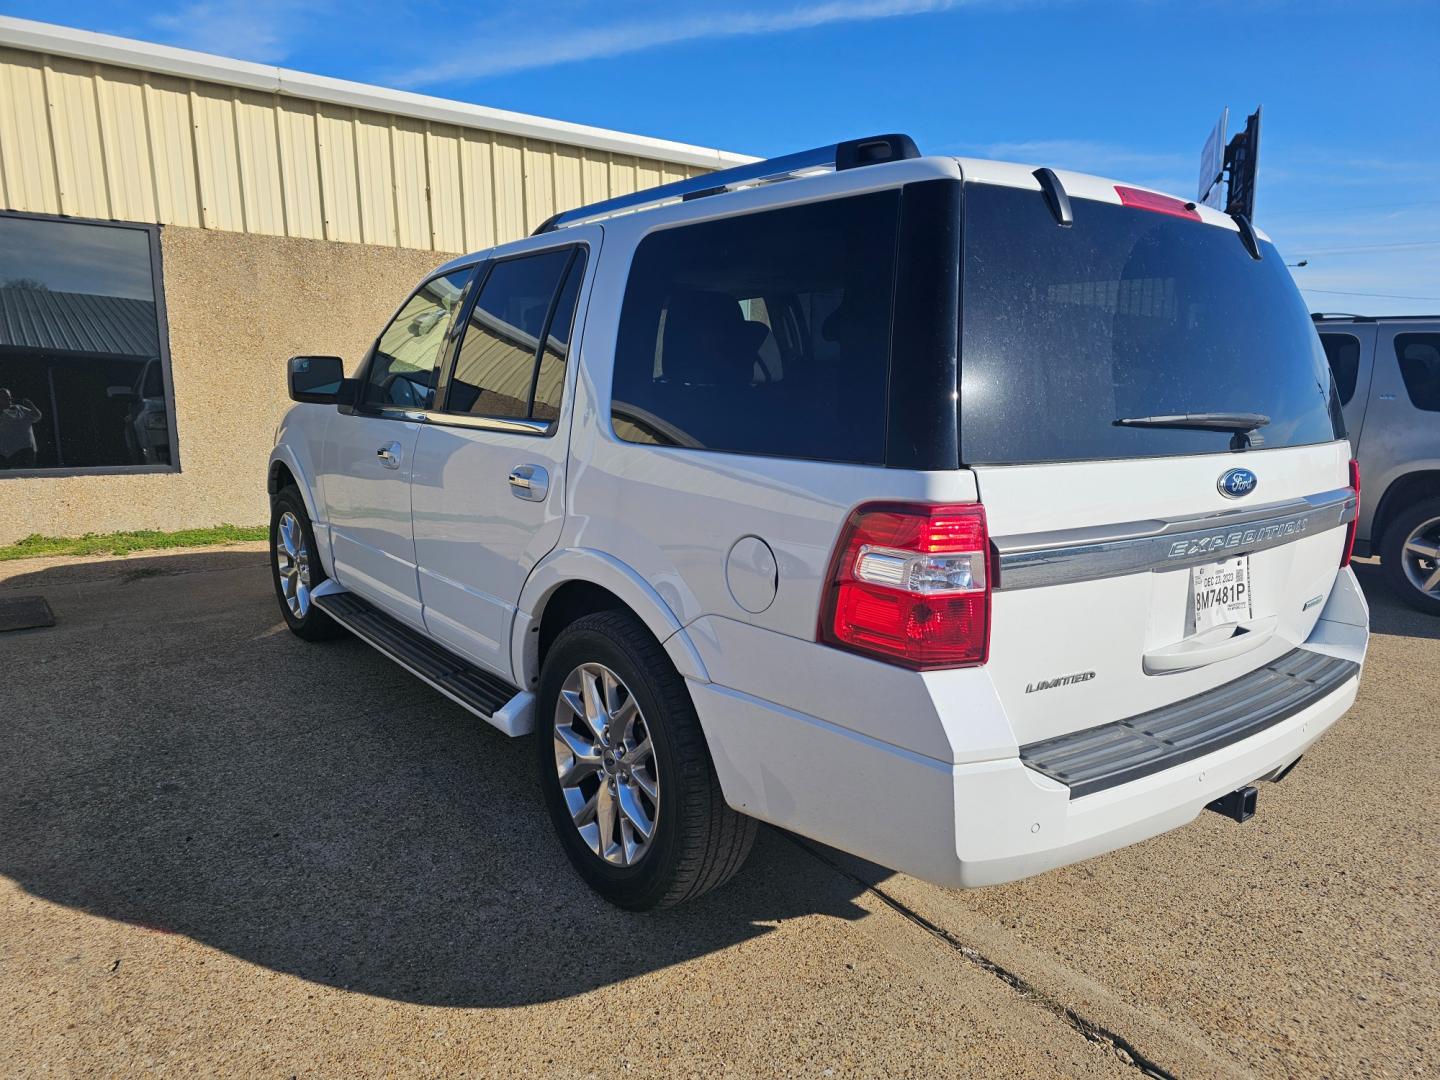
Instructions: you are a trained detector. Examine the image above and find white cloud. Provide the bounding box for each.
[149,1,323,63]
[392,0,973,85]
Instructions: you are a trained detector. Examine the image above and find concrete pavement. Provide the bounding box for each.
[0,546,1434,1077]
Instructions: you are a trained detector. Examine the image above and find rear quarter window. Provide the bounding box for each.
[1320,332,1361,405]
[959,184,1343,464]
[610,192,900,465]
[1394,333,1440,412]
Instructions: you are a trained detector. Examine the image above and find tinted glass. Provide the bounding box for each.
[447,249,572,419]
[1395,333,1440,412]
[611,192,900,464]
[0,214,172,470]
[1320,333,1362,405]
[365,270,470,409]
[960,185,1342,464]
[533,250,586,421]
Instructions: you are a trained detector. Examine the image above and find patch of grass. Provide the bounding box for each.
[0,524,267,562]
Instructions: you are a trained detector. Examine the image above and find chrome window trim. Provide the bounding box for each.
[994,486,1357,590]
[419,411,553,436]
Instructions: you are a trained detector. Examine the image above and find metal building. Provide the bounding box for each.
[0,16,749,542]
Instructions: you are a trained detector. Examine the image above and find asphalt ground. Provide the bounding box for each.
[0,545,1434,1078]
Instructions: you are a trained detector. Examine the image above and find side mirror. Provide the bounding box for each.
[287,355,354,405]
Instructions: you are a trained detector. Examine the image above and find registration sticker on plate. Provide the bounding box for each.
[1192,555,1254,634]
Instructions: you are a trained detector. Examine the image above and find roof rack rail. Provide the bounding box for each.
[532,133,920,234]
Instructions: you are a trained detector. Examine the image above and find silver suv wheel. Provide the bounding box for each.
[552,661,660,866]
[275,510,312,618]
[1401,515,1440,599]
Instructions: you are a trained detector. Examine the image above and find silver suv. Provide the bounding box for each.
[1316,315,1440,612]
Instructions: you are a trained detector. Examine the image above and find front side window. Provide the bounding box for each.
[1394,333,1440,412]
[445,248,578,422]
[1320,333,1362,405]
[610,192,900,464]
[363,270,471,409]
[0,214,173,471]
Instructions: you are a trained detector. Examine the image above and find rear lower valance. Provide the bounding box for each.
[1020,648,1358,798]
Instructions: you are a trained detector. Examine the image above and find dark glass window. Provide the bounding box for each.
[1394,333,1440,412]
[446,249,574,420]
[610,192,900,464]
[0,213,173,471]
[1320,333,1362,405]
[364,270,471,409]
[959,185,1343,464]
[533,252,586,421]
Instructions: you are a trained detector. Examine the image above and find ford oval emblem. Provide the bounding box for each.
[1218,467,1258,499]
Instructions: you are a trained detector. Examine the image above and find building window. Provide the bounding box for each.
[0,213,175,473]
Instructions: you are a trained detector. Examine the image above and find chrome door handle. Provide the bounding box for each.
[508,464,549,501]
[377,441,402,469]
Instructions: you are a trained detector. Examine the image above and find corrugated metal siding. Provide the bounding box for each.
[0,287,159,356]
[0,46,717,252]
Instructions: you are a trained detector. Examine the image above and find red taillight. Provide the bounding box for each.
[1341,459,1360,568]
[1115,185,1201,221]
[819,502,991,669]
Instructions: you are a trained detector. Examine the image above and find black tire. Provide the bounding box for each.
[269,486,344,640]
[535,610,757,910]
[1380,496,1440,615]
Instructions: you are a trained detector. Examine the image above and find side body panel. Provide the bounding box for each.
[321,414,425,627]
[1360,320,1440,547]
[269,402,336,573]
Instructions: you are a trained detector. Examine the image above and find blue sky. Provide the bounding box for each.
[6,0,1438,313]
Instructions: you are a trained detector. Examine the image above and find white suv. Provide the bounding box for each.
[268,134,1368,909]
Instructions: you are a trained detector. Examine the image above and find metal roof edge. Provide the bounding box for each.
[0,15,758,171]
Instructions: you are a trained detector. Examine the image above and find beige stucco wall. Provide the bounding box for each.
[1,226,455,543]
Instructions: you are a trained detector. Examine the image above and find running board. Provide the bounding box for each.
[313,590,534,736]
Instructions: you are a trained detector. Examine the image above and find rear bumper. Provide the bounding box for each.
[688,567,1369,889]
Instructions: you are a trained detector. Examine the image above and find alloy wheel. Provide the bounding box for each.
[1401,516,1440,599]
[275,510,312,618]
[553,662,660,866]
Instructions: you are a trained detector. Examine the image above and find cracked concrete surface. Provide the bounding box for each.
[0,547,1434,1077]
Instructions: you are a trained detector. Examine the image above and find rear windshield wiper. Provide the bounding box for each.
[1113,412,1271,433]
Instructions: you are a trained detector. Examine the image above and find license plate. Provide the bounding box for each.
[1192,555,1254,634]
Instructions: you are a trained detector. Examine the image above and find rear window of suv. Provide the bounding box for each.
[959,183,1343,464]
[611,191,900,465]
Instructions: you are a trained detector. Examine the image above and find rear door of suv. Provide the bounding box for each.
[410,230,597,679]
[958,178,1355,747]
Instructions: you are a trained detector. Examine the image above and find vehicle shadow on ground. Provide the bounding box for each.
[1352,561,1440,640]
[0,551,880,1008]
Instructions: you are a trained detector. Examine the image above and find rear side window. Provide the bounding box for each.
[446,248,576,420]
[365,270,471,409]
[1394,333,1440,412]
[533,253,586,421]
[1320,333,1361,404]
[611,192,900,465]
[959,184,1342,464]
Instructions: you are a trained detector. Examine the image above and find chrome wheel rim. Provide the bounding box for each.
[275,510,312,618]
[553,662,659,866]
[1401,515,1440,599]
